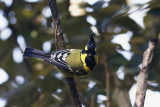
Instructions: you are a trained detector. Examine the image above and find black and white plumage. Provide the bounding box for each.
[24,48,70,69]
[49,50,70,67]
[23,34,98,77]
[24,48,88,76]
[48,49,72,72]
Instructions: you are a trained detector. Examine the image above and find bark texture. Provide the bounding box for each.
[134,39,158,107]
[48,0,82,106]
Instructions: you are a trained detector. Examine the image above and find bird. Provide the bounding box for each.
[23,34,98,77]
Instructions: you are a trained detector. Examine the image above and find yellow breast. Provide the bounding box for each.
[65,49,83,69]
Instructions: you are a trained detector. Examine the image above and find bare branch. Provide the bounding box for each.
[48,0,82,106]
[48,0,65,50]
[134,39,158,107]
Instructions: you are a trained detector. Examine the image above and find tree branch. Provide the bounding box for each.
[134,39,158,107]
[48,0,82,106]
[48,0,65,50]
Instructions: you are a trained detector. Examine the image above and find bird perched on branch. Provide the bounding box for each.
[23,34,98,77]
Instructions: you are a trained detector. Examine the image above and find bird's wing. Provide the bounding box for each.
[46,49,72,71]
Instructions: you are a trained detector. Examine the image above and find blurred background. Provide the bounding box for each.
[0,0,160,107]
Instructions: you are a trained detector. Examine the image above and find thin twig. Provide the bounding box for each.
[79,94,89,107]
[48,0,82,106]
[134,39,158,107]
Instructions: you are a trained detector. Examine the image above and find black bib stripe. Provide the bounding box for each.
[85,56,96,70]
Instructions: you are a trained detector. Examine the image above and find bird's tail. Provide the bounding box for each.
[24,48,50,60]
